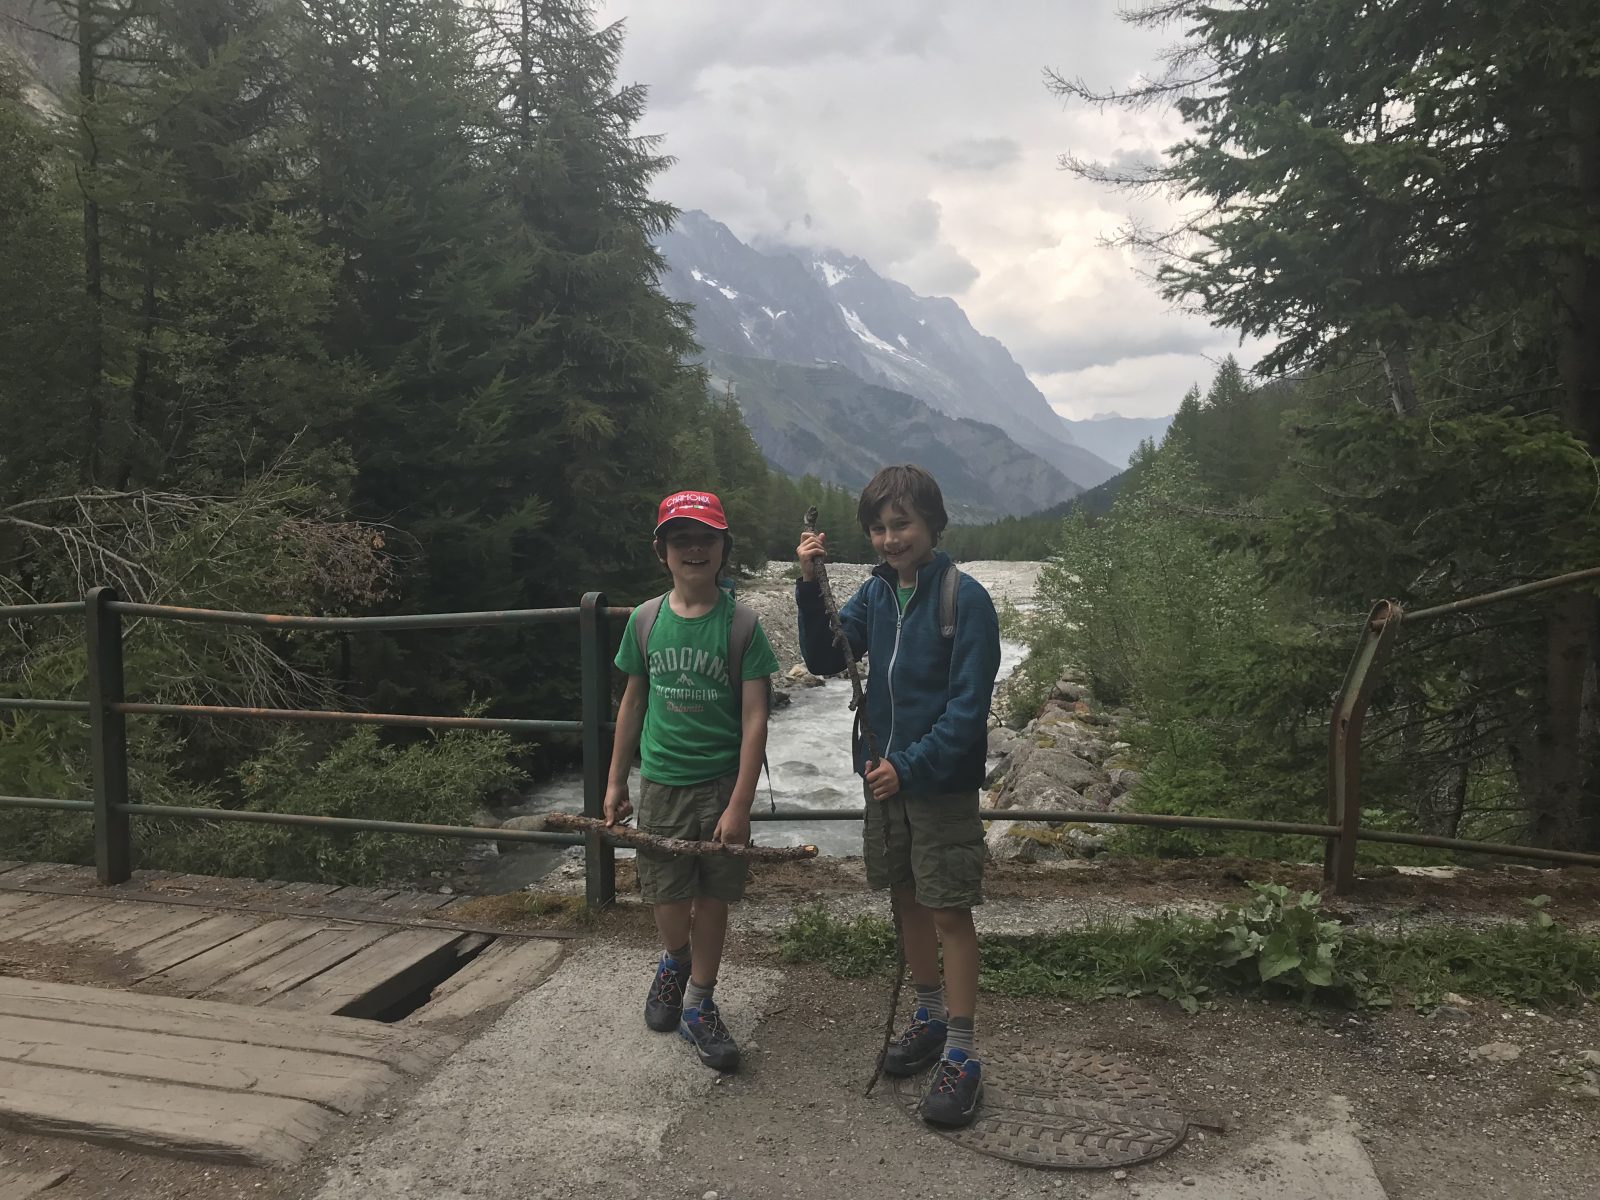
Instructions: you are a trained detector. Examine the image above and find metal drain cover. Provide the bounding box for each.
[891,1049,1188,1169]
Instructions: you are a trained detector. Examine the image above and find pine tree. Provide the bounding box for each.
[1056,0,1600,849]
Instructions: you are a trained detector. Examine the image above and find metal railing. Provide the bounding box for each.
[5,570,1600,905]
[1322,565,1600,891]
[0,587,628,909]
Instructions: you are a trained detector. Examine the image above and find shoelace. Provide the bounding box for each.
[932,1058,969,1095]
[895,1016,931,1045]
[649,962,684,1006]
[688,1003,731,1042]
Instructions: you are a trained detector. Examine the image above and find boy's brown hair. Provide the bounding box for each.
[856,464,949,543]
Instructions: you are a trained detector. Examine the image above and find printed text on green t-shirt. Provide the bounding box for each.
[613,591,779,786]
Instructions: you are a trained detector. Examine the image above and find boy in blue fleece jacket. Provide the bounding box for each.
[795,464,1001,1128]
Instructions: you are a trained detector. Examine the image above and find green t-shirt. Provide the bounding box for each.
[614,590,780,786]
[896,583,915,612]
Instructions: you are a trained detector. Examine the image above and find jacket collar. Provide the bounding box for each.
[871,549,951,593]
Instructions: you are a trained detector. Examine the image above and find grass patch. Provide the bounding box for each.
[777,889,1600,1013]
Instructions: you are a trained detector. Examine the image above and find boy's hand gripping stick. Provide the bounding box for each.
[803,506,880,767]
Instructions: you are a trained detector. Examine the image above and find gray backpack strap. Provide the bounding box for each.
[729,600,758,709]
[938,565,961,639]
[633,593,668,665]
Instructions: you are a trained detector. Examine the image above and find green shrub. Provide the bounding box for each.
[778,889,1600,1013]
[149,726,522,884]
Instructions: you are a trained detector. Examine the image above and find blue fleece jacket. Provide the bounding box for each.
[795,551,1002,794]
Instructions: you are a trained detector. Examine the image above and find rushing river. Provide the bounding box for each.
[476,635,1027,890]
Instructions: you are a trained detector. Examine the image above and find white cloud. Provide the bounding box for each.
[598,0,1264,420]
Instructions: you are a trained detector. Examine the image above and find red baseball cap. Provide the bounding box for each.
[654,490,728,535]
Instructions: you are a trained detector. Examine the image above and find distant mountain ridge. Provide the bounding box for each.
[658,210,1120,492]
[1068,413,1176,472]
[708,354,1084,522]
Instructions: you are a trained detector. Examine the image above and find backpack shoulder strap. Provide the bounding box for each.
[633,593,669,667]
[727,600,777,812]
[728,601,759,707]
[938,565,961,639]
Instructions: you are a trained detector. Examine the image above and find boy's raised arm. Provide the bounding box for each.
[795,530,869,675]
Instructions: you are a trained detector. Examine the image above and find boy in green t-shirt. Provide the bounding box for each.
[604,490,779,1072]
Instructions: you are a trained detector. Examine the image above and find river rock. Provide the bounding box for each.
[1051,678,1087,702]
[1472,1041,1522,1063]
[986,809,1104,864]
[1066,826,1109,854]
[784,664,825,687]
[988,726,1025,758]
[1108,768,1143,796]
[1083,781,1118,810]
[803,786,849,804]
[498,815,550,832]
[778,760,821,778]
[998,749,1102,806]
[985,782,1090,862]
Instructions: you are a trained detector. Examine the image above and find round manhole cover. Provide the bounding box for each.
[891,1048,1188,1169]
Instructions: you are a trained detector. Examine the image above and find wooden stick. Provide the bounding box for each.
[543,813,818,861]
[803,506,881,764]
[864,897,907,1098]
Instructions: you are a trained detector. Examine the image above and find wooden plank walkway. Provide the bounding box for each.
[0,976,458,1166]
[0,859,570,1165]
[0,860,565,1016]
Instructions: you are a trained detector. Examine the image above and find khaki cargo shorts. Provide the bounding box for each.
[636,774,749,904]
[862,782,985,910]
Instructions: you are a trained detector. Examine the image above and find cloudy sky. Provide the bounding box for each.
[594,0,1262,420]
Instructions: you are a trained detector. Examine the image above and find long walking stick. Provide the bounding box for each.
[802,507,906,1097]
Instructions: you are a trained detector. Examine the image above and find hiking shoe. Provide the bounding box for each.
[883,1007,947,1077]
[645,954,688,1032]
[920,1048,983,1128]
[679,997,740,1072]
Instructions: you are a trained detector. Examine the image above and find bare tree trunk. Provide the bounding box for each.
[1444,712,1475,839]
[1544,82,1600,852]
[1377,339,1420,418]
[76,0,106,486]
[119,227,158,490]
[1528,594,1590,847]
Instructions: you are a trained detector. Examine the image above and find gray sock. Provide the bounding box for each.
[914,982,947,1024]
[946,1015,976,1058]
[665,942,691,967]
[684,977,715,1011]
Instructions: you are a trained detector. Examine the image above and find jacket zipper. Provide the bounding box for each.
[882,574,914,759]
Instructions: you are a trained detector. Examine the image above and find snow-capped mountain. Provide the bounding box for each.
[709,354,1082,522]
[659,211,1119,493]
